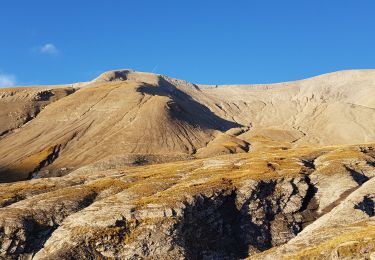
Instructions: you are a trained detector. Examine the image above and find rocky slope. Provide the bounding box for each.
[0,69,374,259]
[0,143,374,259]
[0,85,76,138]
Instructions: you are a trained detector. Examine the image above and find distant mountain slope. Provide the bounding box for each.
[195,70,375,146]
[0,69,374,182]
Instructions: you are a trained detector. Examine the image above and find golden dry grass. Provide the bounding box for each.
[284,221,375,260]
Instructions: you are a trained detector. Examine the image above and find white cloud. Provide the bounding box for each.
[40,43,59,54]
[0,73,16,87]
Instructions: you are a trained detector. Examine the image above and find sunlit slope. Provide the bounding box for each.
[0,85,75,137]
[0,74,239,182]
[196,70,375,145]
[0,142,374,259]
[0,69,374,182]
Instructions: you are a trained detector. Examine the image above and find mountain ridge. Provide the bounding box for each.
[0,69,375,182]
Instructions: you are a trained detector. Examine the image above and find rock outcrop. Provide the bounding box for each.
[0,143,374,259]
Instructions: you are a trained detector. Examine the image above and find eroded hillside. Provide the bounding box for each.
[0,69,374,259]
[1,69,375,183]
[0,143,374,259]
[0,85,76,138]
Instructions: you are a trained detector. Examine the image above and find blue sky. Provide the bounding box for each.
[1,0,375,86]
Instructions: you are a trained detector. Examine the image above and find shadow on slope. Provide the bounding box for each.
[0,77,242,183]
[138,77,242,132]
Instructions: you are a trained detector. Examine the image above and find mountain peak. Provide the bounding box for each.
[93,69,137,82]
[93,69,163,85]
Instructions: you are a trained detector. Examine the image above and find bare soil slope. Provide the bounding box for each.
[0,72,240,182]
[0,69,375,182]
[196,70,375,146]
[0,85,76,138]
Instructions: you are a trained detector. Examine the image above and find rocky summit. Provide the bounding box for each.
[0,69,375,259]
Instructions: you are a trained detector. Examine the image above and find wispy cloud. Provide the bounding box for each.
[0,73,16,87]
[40,43,59,55]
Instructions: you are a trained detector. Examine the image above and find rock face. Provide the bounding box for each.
[0,69,375,259]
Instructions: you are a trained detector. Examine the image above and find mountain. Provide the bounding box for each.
[1,69,375,183]
[0,69,374,259]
